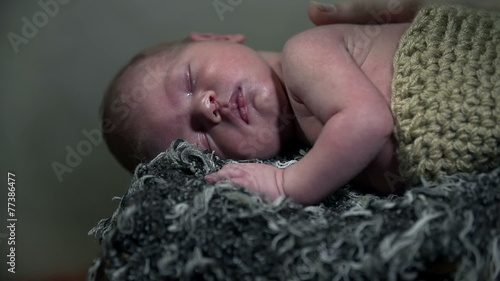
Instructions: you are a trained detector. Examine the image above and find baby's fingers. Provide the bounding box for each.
[204,174,227,184]
[205,165,243,182]
[205,164,254,187]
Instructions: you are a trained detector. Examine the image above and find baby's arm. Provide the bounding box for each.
[207,27,394,205]
[278,27,394,204]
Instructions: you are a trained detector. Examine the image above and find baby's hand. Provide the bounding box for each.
[205,163,285,201]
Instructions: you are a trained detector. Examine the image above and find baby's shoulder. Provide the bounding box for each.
[283,23,408,66]
[281,25,358,96]
[282,24,378,75]
[282,25,349,58]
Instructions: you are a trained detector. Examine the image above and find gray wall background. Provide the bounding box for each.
[0,1,313,279]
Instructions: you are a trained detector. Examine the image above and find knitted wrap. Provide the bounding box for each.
[391,4,500,186]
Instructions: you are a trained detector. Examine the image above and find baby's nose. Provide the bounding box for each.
[195,90,221,126]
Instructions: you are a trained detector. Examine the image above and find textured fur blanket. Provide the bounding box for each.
[89,140,500,281]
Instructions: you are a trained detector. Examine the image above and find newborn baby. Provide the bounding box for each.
[102,4,500,204]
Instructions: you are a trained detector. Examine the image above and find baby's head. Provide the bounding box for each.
[101,32,296,172]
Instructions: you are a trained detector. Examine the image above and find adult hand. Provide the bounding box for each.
[308,0,423,25]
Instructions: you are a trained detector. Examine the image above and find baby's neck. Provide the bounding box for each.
[258,51,283,82]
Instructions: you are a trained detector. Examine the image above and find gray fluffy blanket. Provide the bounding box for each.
[89,140,500,281]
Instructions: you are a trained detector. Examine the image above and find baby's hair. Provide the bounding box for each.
[101,38,191,172]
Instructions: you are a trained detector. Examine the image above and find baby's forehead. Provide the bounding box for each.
[126,52,171,84]
[116,59,173,110]
[121,41,189,89]
[120,49,183,122]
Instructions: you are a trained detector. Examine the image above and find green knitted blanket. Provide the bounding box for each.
[89,140,500,281]
[392,4,500,186]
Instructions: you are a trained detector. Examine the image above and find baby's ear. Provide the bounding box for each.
[189,32,245,43]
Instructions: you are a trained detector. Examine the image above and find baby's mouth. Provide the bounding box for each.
[229,87,249,124]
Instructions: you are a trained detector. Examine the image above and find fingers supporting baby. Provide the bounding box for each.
[308,0,420,25]
[309,0,370,25]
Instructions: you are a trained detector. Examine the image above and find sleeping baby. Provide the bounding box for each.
[101,4,499,205]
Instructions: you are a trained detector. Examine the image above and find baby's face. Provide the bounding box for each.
[124,39,294,160]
